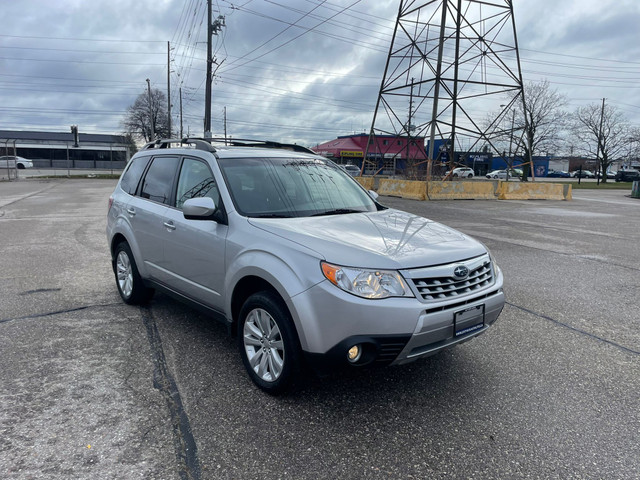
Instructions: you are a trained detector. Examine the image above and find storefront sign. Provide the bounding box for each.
[340,150,363,157]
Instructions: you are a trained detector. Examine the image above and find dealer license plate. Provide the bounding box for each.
[454,304,485,337]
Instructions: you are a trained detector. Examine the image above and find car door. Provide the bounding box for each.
[161,156,228,311]
[129,155,179,281]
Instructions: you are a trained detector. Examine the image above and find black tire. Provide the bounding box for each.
[114,242,154,305]
[17,164,25,170]
[453,173,458,178]
[237,291,301,394]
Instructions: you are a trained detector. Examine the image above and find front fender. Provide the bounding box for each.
[225,248,324,347]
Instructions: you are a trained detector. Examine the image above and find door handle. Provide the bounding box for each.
[163,221,176,230]
[126,207,136,216]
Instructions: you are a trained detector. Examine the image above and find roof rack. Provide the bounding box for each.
[223,138,316,154]
[140,138,217,153]
[140,137,315,155]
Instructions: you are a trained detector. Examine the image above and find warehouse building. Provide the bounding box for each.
[0,130,132,169]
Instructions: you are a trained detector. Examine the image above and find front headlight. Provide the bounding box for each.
[321,262,413,299]
[484,245,501,277]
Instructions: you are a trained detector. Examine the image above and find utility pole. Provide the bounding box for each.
[179,87,183,139]
[204,0,213,138]
[204,0,225,138]
[167,41,172,138]
[596,97,606,185]
[223,106,227,144]
[146,78,155,141]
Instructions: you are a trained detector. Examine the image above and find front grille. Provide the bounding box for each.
[409,258,493,302]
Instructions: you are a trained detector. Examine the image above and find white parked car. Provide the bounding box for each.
[446,167,474,178]
[340,164,361,177]
[486,169,522,180]
[486,170,507,179]
[0,155,33,169]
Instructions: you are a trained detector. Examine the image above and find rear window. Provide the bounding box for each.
[140,156,179,205]
[120,156,150,195]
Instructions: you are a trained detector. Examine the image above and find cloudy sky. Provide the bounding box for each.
[1,0,639,149]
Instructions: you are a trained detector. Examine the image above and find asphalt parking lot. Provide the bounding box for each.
[1,178,638,479]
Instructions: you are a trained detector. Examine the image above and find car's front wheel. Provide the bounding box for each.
[114,242,154,305]
[238,291,301,394]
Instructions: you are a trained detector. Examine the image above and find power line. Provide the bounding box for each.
[0,33,163,43]
[0,56,164,67]
[220,0,363,75]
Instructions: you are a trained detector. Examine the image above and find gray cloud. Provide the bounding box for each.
[1,0,638,147]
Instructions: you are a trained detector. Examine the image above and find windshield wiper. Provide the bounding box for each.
[253,213,294,218]
[311,208,365,217]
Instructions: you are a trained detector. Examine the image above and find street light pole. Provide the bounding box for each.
[500,104,516,181]
[596,97,606,185]
[507,108,516,181]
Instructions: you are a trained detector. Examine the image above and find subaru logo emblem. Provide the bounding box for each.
[453,265,469,279]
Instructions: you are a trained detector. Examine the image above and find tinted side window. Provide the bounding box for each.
[175,157,219,209]
[120,156,150,195]
[140,156,179,204]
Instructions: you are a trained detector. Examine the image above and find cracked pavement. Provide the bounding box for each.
[1,178,638,479]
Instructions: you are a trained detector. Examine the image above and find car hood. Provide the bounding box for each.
[248,208,486,269]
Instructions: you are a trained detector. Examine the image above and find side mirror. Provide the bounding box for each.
[368,190,379,201]
[183,197,217,220]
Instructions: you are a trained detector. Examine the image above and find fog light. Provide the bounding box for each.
[347,345,361,363]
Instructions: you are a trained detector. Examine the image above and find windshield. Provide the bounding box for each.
[219,157,378,218]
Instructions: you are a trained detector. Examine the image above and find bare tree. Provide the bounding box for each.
[572,102,630,182]
[517,81,568,179]
[123,89,170,142]
[492,80,568,180]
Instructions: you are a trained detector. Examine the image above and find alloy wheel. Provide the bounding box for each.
[243,308,285,382]
[116,250,133,299]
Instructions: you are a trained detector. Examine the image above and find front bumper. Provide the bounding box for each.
[290,270,504,375]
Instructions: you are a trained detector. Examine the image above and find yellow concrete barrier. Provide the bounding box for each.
[497,181,571,200]
[360,177,571,201]
[427,181,497,200]
[354,176,375,190]
[377,179,426,200]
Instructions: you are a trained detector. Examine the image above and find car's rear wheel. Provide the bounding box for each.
[238,291,301,394]
[114,242,154,305]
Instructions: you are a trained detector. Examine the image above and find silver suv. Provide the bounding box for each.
[107,138,504,393]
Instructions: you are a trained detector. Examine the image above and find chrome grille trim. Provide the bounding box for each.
[403,254,494,303]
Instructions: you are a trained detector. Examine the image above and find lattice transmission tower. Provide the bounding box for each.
[365,0,527,178]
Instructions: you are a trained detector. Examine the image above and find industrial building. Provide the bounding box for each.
[0,130,132,169]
